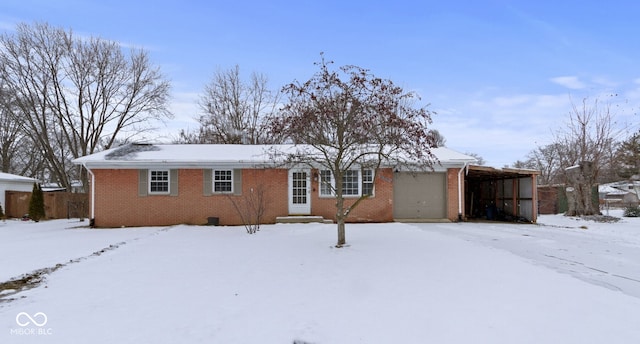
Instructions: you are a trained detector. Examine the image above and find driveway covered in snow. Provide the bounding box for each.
[418,213,640,299]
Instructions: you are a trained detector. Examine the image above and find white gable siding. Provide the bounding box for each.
[0,179,36,211]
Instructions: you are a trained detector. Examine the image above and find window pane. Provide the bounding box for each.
[214,170,233,192]
[342,170,359,195]
[362,169,374,196]
[149,170,169,193]
[320,170,332,196]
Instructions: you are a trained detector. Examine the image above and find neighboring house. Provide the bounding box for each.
[41,180,84,193]
[599,181,640,207]
[0,172,37,213]
[73,143,538,227]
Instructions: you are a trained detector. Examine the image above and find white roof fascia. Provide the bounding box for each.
[73,144,478,171]
[78,160,274,170]
[0,172,37,183]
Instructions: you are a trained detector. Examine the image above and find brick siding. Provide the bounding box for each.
[447,168,463,221]
[310,168,394,223]
[90,168,396,227]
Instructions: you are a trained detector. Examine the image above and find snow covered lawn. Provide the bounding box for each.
[1,212,639,343]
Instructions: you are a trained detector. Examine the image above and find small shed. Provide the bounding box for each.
[0,172,37,211]
[464,165,540,223]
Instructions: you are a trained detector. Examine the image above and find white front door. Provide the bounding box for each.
[288,169,311,215]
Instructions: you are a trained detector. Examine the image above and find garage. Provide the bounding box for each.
[393,172,447,219]
[1,172,37,214]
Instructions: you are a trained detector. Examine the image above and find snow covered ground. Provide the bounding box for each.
[1,211,639,343]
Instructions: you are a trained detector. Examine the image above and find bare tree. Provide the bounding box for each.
[0,84,23,172]
[465,152,485,165]
[0,22,172,190]
[555,97,620,216]
[0,77,47,178]
[430,129,446,147]
[598,139,621,184]
[227,185,267,234]
[268,54,437,247]
[186,65,278,144]
[517,143,565,185]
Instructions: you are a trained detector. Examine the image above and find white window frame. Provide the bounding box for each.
[319,169,374,197]
[362,169,374,196]
[342,170,360,196]
[213,169,233,193]
[149,170,170,194]
[319,170,333,196]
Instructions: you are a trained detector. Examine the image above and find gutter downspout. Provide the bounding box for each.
[83,163,95,227]
[457,162,470,221]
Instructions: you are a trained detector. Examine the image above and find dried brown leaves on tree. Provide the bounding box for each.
[268,54,437,246]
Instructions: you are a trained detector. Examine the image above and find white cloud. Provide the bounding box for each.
[432,91,574,166]
[550,76,586,89]
[493,95,531,107]
[591,76,618,88]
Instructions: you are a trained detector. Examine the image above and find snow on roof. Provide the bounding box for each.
[599,181,639,196]
[432,147,478,162]
[0,172,37,183]
[73,143,477,169]
[565,164,581,171]
[600,186,628,195]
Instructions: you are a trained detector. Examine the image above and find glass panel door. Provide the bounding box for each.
[288,169,311,214]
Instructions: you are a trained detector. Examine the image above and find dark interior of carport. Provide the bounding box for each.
[464,165,539,223]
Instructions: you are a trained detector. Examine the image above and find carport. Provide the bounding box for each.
[464,165,540,223]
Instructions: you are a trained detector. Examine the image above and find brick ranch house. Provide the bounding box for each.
[73,143,537,228]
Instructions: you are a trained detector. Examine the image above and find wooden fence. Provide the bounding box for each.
[5,191,89,219]
[537,184,599,214]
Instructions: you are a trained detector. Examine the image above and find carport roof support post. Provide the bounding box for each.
[458,162,469,221]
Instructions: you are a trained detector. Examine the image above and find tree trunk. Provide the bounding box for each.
[565,186,578,216]
[565,162,598,216]
[578,184,596,215]
[336,194,346,247]
[337,220,346,247]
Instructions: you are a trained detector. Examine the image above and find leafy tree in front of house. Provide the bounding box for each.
[28,183,45,222]
[268,53,438,247]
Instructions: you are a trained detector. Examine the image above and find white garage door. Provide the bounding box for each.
[393,172,447,219]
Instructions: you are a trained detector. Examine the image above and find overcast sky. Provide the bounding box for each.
[2,0,639,167]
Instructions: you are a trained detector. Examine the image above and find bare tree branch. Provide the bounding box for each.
[268,53,438,247]
[187,65,279,144]
[0,22,172,190]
